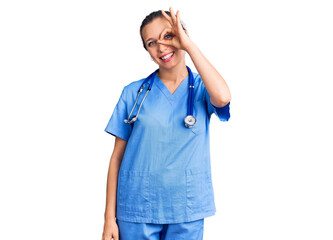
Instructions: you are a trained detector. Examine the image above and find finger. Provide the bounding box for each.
[157,39,174,47]
[161,10,172,24]
[169,7,177,25]
[159,27,174,40]
[157,38,172,46]
[176,10,182,28]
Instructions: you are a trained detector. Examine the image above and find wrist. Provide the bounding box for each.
[183,39,196,53]
[104,214,116,222]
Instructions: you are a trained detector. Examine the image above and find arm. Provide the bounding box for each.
[159,7,231,108]
[185,42,232,108]
[103,137,127,223]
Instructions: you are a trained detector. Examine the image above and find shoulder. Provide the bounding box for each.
[121,78,145,98]
[124,78,145,90]
[193,72,206,89]
[121,69,157,96]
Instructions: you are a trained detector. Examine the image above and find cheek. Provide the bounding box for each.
[148,52,160,63]
[147,49,157,58]
[174,49,185,59]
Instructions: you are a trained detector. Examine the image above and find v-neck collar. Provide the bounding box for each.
[154,74,189,102]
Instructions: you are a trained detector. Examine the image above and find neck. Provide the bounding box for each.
[157,63,188,84]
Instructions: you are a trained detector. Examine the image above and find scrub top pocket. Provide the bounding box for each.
[190,123,202,136]
[186,169,215,213]
[118,170,150,213]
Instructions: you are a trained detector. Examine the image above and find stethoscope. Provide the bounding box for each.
[124,65,196,128]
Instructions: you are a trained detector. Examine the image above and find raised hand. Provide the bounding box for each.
[157,7,193,51]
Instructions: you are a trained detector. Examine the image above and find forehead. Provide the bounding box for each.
[141,17,171,41]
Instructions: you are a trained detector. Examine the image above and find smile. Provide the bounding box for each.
[160,52,175,62]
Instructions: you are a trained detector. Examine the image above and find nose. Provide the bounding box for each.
[158,42,168,52]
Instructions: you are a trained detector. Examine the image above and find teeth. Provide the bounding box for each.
[161,52,174,60]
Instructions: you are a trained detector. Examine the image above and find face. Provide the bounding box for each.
[141,17,185,70]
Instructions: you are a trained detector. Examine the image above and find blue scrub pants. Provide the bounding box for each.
[116,218,204,240]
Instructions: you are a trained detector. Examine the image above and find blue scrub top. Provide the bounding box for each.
[105,71,230,224]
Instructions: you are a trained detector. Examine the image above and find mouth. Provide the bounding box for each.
[159,51,175,62]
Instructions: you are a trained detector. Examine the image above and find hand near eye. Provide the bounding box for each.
[158,7,193,52]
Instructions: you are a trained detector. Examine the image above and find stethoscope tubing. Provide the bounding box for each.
[124,66,195,127]
[186,66,194,116]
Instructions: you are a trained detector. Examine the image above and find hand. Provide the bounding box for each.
[157,7,193,51]
[102,219,119,240]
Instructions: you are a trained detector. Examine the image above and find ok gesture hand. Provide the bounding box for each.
[157,7,193,52]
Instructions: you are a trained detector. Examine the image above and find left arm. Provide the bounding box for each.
[185,41,231,107]
[160,7,231,108]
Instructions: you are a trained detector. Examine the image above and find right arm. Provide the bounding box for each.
[102,136,128,240]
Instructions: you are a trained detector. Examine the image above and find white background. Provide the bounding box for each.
[1,0,332,239]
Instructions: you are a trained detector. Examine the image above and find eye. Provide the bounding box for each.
[148,41,156,47]
[164,33,173,39]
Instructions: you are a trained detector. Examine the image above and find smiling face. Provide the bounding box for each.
[141,17,185,70]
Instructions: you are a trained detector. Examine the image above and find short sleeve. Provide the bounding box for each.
[104,87,132,141]
[204,87,230,121]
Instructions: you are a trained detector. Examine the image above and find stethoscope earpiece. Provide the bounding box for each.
[124,116,137,124]
[124,66,196,128]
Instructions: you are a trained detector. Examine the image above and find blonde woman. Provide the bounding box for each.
[102,7,231,240]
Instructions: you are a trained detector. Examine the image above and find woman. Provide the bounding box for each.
[102,7,231,240]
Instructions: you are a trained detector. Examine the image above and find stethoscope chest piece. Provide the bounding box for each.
[184,115,196,128]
